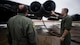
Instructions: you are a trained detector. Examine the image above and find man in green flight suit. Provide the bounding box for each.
[7,5,38,45]
[51,8,72,45]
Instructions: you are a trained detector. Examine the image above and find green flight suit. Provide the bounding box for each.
[7,13,38,45]
[59,15,72,45]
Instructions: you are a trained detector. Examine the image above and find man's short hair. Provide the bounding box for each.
[63,8,69,13]
[18,5,28,14]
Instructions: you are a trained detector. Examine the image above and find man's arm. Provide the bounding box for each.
[26,21,38,45]
[7,22,12,45]
[61,17,72,38]
[60,17,72,42]
[61,30,69,38]
[60,30,69,42]
[51,11,63,19]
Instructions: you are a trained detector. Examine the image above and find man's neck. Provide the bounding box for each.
[63,13,67,17]
[17,13,25,16]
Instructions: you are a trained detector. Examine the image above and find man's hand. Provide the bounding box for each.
[51,11,59,17]
[60,30,69,42]
[51,11,56,15]
[60,37,65,42]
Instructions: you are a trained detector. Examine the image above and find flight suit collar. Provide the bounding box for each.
[17,13,25,16]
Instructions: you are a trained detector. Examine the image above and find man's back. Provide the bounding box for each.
[7,13,38,45]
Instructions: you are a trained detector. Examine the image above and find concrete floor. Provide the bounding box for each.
[0,20,80,45]
[0,28,80,45]
[71,42,80,45]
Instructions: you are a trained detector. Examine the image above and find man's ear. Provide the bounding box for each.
[27,10,29,13]
[25,10,28,14]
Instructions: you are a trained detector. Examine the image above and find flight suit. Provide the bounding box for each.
[7,13,38,45]
[59,15,72,45]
